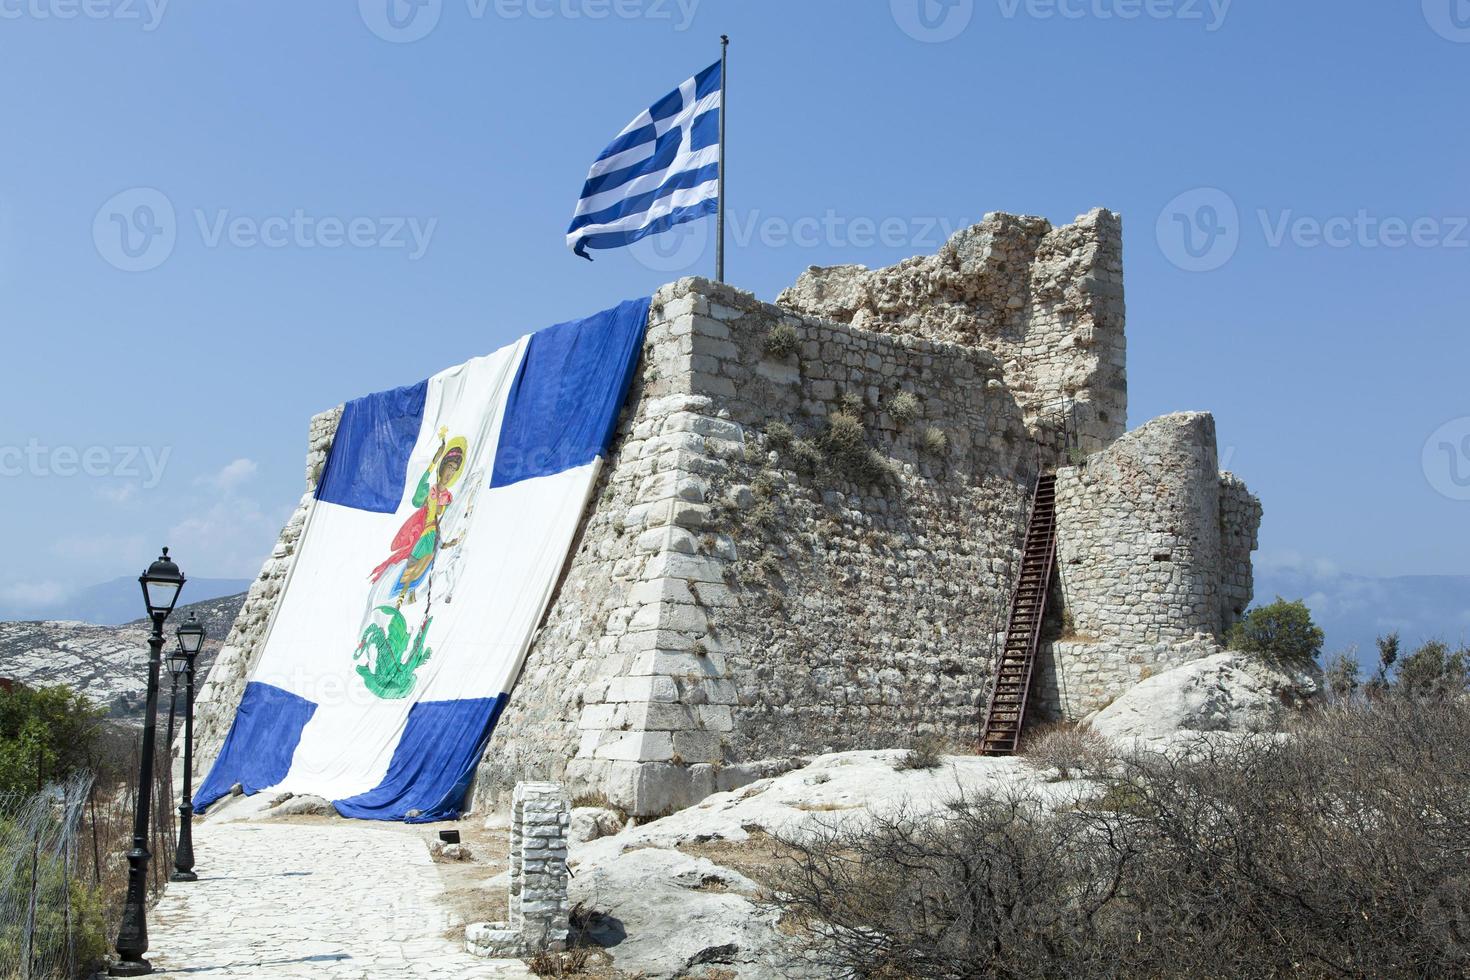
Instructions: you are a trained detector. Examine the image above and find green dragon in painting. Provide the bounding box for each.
[355,606,433,700]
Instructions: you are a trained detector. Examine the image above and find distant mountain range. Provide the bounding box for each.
[0,593,246,721]
[1253,568,1469,666]
[0,576,252,626]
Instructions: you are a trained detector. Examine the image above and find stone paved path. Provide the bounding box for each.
[146,821,531,979]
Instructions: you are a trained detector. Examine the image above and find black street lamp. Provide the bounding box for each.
[111,548,185,977]
[171,612,206,883]
[163,649,185,763]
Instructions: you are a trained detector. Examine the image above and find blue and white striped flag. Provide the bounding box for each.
[567,61,721,259]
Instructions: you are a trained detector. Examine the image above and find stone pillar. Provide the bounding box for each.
[466,782,571,959]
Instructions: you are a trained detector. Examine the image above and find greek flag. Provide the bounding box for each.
[567,61,721,259]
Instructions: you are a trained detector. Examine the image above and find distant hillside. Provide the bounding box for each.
[1253,569,1470,666]
[0,576,252,626]
[0,592,245,721]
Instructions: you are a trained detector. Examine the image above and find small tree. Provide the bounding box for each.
[1394,640,1470,699]
[1367,631,1401,695]
[0,684,105,794]
[1323,650,1361,701]
[1227,597,1325,664]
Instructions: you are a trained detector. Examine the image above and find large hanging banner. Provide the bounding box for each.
[196,297,651,822]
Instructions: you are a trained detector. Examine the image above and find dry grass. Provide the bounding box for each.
[771,698,1470,978]
[1019,723,1114,781]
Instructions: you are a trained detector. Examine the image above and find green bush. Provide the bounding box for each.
[1394,639,1470,699]
[886,391,920,425]
[922,427,948,457]
[820,412,890,485]
[1226,597,1324,664]
[0,686,106,795]
[0,839,109,977]
[764,420,793,452]
[763,323,799,359]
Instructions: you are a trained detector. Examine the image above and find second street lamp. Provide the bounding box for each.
[171,612,206,883]
[111,548,185,977]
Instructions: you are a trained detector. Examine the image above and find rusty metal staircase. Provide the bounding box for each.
[979,472,1058,755]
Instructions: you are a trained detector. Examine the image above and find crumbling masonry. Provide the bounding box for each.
[191,208,1262,817]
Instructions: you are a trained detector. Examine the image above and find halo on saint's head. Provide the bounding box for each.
[437,436,469,489]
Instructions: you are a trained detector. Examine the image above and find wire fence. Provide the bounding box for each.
[0,739,178,979]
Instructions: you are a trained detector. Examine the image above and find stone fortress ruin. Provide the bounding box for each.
[191,207,1262,818]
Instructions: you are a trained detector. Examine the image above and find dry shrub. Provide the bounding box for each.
[1020,723,1113,781]
[775,697,1470,979]
[894,734,947,772]
[526,946,591,977]
[763,323,799,359]
[887,391,920,425]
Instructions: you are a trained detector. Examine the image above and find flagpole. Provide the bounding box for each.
[716,34,728,284]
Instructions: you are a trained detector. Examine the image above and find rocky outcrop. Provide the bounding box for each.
[778,209,1127,453]
[1084,650,1322,747]
[570,848,785,978]
[0,592,242,721]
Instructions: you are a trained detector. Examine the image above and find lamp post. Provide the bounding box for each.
[163,650,184,771]
[171,613,206,883]
[111,548,185,977]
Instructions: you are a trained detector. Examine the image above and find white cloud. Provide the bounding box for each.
[168,496,288,579]
[95,483,139,505]
[50,532,149,570]
[198,458,259,493]
[0,580,71,608]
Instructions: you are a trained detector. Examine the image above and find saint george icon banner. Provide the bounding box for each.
[196,297,651,821]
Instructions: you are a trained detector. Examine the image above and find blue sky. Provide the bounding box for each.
[1,1,1466,631]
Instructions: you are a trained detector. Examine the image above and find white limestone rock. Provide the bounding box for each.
[568,806,625,844]
[1085,650,1322,747]
[574,750,1089,865]
[262,794,338,819]
[569,848,788,979]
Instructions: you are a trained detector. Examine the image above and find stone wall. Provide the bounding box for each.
[476,276,1040,816]
[190,208,1264,818]
[1219,472,1263,633]
[1035,413,1262,718]
[191,407,342,772]
[777,209,1126,453]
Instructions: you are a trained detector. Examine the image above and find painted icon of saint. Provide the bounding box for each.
[369,428,468,605]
